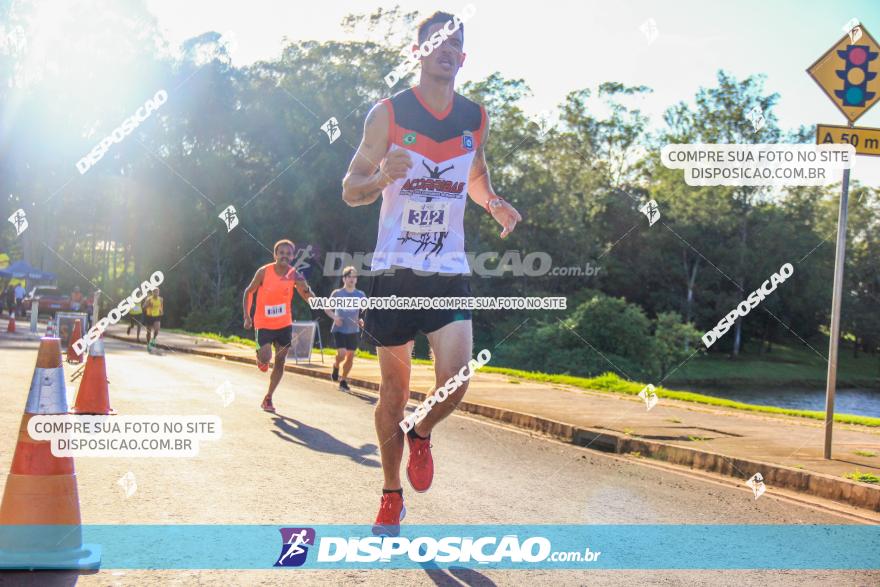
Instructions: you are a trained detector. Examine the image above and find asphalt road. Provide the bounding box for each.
[0,336,877,586]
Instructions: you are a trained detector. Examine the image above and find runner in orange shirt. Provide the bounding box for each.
[243,239,315,412]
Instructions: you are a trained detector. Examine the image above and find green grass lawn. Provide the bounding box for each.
[665,339,879,388]
[169,328,880,427]
[166,329,256,348]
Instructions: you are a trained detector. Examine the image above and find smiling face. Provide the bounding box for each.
[417,21,465,82]
[274,243,294,268]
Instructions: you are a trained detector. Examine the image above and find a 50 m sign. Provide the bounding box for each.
[817,123,880,157]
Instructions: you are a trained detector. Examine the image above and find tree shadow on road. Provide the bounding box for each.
[270,412,381,468]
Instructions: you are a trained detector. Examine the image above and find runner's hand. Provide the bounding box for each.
[377,150,413,189]
[358,318,364,329]
[489,198,522,239]
[334,317,343,328]
[243,316,253,329]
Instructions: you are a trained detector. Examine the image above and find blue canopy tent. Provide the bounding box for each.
[0,260,57,282]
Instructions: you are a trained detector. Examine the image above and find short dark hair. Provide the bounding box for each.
[274,239,295,254]
[416,11,463,46]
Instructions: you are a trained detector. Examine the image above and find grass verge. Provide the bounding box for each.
[171,329,880,427]
[844,471,880,484]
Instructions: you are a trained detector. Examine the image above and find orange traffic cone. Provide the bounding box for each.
[0,337,101,569]
[6,314,14,333]
[66,319,83,364]
[71,337,115,415]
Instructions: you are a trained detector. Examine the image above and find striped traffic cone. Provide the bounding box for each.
[0,337,101,570]
[66,319,83,364]
[71,337,115,415]
[6,314,15,333]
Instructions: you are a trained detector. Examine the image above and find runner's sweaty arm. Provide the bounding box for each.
[342,102,413,207]
[242,267,265,330]
[292,272,314,303]
[467,114,522,239]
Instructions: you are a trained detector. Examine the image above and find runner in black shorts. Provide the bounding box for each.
[324,266,366,392]
[341,10,522,536]
[363,268,471,347]
[243,239,315,413]
[256,326,293,350]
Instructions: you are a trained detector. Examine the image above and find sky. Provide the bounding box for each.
[146,0,880,187]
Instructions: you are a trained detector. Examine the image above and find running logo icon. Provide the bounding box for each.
[745,472,766,500]
[746,105,765,132]
[219,205,239,232]
[321,117,340,144]
[275,527,316,567]
[638,384,659,411]
[117,471,137,498]
[8,209,27,236]
[639,200,660,226]
[843,18,862,44]
[639,17,659,45]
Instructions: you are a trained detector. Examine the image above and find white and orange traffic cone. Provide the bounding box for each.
[66,319,83,364]
[6,313,15,333]
[70,336,116,416]
[0,337,101,569]
[71,337,115,415]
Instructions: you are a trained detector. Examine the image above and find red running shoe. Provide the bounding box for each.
[372,492,406,537]
[406,432,434,493]
[257,359,269,372]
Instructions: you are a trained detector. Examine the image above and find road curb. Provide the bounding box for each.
[106,332,880,512]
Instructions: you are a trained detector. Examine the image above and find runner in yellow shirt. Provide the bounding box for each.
[144,288,164,352]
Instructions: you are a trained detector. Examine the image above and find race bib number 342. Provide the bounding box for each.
[401,200,451,234]
[264,304,286,317]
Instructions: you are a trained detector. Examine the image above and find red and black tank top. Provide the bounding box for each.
[372,86,486,274]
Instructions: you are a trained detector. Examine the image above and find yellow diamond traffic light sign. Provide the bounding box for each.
[807,25,880,123]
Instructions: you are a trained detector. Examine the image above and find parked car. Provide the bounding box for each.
[23,285,72,316]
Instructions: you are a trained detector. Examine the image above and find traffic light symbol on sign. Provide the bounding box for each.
[835,45,878,107]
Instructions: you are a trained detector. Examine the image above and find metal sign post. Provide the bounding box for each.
[823,142,851,459]
[808,25,879,459]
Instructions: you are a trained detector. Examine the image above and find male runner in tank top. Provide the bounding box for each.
[342,10,522,535]
[243,239,315,413]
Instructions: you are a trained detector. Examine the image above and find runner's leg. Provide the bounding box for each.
[375,342,413,489]
[266,342,288,401]
[341,349,355,379]
[256,342,273,366]
[418,319,473,436]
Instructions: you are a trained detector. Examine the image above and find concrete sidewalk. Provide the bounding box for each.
[103,325,880,512]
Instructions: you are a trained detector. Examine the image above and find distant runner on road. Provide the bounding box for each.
[324,266,366,392]
[243,239,315,413]
[144,288,164,352]
[127,295,144,341]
